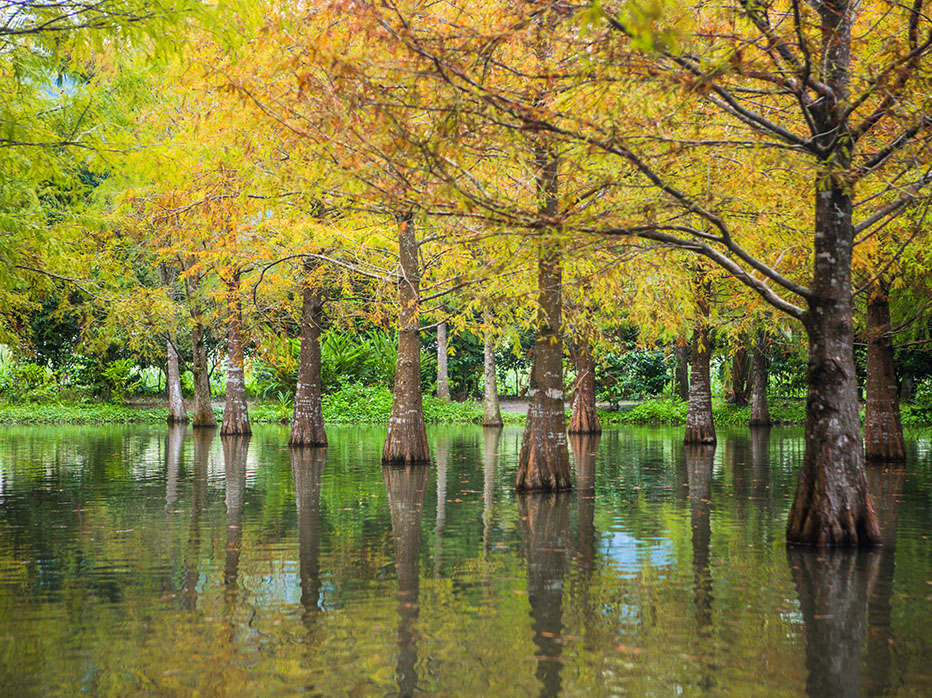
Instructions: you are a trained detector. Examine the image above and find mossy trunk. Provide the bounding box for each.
[864,280,905,461]
[290,269,327,447]
[383,215,430,464]
[221,271,251,436]
[568,341,601,434]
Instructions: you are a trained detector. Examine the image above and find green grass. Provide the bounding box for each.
[598,397,808,426]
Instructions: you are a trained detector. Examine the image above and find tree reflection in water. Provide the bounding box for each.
[165,424,185,512]
[384,464,429,698]
[686,443,716,693]
[482,427,502,560]
[518,491,571,698]
[222,435,249,595]
[291,446,326,627]
[185,428,213,611]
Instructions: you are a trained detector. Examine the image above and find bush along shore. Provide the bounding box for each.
[1,386,931,429]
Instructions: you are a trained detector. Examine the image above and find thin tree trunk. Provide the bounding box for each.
[221,271,251,436]
[384,464,429,698]
[183,267,216,429]
[483,313,503,427]
[383,214,430,464]
[290,266,327,447]
[864,279,906,461]
[436,320,450,401]
[731,343,750,406]
[674,338,690,401]
[568,341,601,434]
[517,144,571,492]
[685,271,716,444]
[160,264,189,425]
[749,330,771,426]
[786,0,881,547]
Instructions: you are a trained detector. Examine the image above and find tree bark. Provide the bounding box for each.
[290,266,327,447]
[482,313,503,427]
[436,320,450,401]
[221,271,251,436]
[517,144,571,492]
[384,464,429,698]
[160,264,189,425]
[864,279,906,461]
[685,272,716,444]
[183,267,216,429]
[786,1,880,547]
[518,491,571,698]
[568,341,601,434]
[383,215,430,464]
[731,343,750,406]
[749,330,771,426]
[674,337,690,401]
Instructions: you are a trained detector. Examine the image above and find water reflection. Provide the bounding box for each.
[570,433,599,576]
[384,464,429,697]
[185,428,213,611]
[483,427,502,559]
[518,491,571,698]
[686,444,715,632]
[434,435,448,575]
[292,446,326,624]
[222,436,249,594]
[165,425,185,511]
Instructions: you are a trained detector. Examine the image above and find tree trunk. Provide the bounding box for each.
[384,464,429,698]
[517,144,571,492]
[290,267,327,447]
[292,446,326,626]
[383,215,430,464]
[518,491,571,698]
[482,313,503,426]
[160,264,189,425]
[221,271,251,436]
[674,337,690,401]
[731,343,750,406]
[749,330,771,426]
[685,272,716,444]
[436,320,450,401]
[568,341,601,434]
[864,280,906,461]
[183,267,216,429]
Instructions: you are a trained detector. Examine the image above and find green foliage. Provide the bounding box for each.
[600,398,688,425]
[903,378,932,427]
[316,383,482,424]
[597,348,672,404]
[0,403,168,424]
[100,359,140,404]
[0,362,60,403]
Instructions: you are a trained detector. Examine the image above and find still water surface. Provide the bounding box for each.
[1,424,931,696]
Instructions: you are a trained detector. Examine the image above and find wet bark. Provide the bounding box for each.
[749,330,771,426]
[518,492,571,698]
[221,271,251,436]
[222,435,248,594]
[674,338,690,402]
[292,446,326,625]
[483,313,503,427]
[788,548,878,698]
[731,343,750,406]
[436,320,450,401]
[864,280,905,461]
[785,0,881,547]
[383,215,430,464]
[384,464,429,698]
[289,267,327,447]
[568,341,601,434]
[685,273,716,445]
[686,444,715,632]
[517,139,570,491]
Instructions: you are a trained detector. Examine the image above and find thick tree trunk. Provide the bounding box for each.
[685,274,716,445]
[517,246,572,491]
[222,435,249,592]
[384,464,429,698]
[184,267,216,428]
[731,343,750,406]
[221,272,251,436]
[436,320,450,401]
[749,330,771,426]
[383,215,430,464]
[159,265,189,425]
[290,270,327,447]
[864,280,906,461]
[786,0,881,547]
[674,338,690,402]
[483,313,503,427]
[568,341,601,434]
[518,491,571,698]
[292,446,326,625]
[517,142,570,491]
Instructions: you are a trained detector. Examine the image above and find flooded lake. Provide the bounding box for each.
[1,424,931,696]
